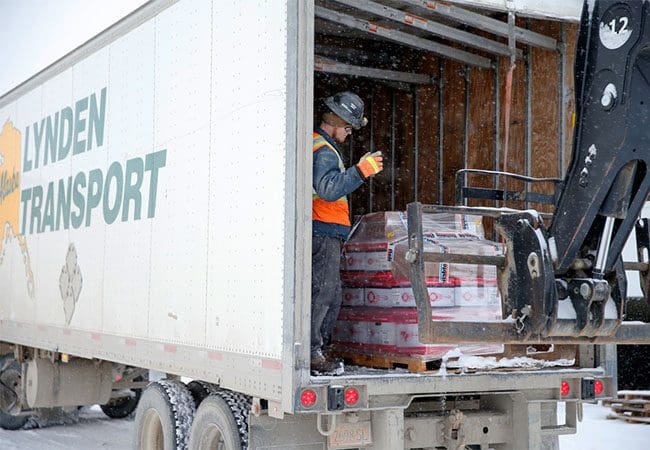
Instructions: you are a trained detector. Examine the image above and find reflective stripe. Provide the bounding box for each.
[367,157,380,172]
[312,131,351,226]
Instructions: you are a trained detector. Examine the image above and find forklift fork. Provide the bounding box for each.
[406,202,650,344]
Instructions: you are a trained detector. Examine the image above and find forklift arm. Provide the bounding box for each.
[407,0,650,345]
[551,0,650,276]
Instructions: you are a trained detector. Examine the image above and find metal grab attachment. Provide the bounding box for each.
[405,202,650,345]
[405,0,650,345]
[455,168,562,207]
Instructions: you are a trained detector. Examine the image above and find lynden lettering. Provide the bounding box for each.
[22,88,107,173]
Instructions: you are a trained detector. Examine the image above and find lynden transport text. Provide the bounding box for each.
[19,87,167,235]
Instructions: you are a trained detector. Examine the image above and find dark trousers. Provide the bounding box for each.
[311,235,343,356]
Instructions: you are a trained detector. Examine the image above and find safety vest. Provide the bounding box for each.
[312,131,351,227]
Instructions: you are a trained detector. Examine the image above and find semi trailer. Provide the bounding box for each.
[1,0,650,448]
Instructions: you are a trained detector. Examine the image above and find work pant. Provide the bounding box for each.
[311,235,343,357]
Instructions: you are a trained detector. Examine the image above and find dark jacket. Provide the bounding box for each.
[312,128,364,239]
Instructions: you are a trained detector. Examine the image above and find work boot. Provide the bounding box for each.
[311,350,344,376]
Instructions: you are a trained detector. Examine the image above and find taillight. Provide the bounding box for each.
[594,379,604,396]
[561,381,571,397]
[301,389,317,407]
[344,387,359,406]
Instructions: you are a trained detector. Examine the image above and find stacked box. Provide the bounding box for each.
[334,211,504,360]
[334,306,503,356]
[342,286,455,308]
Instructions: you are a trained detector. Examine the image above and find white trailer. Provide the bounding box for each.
[0,0,634,448]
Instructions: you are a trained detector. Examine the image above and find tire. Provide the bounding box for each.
[101,374,146,419]
[186,380,217,408]
[188,390,251,450]
[0,354,29,430]
[133,380,196,450]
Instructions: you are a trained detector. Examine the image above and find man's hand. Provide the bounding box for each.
[357,151,383,179]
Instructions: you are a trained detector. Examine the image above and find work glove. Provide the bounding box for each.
[357,151,383,179]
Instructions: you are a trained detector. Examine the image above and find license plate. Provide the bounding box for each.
[327,420,372,449]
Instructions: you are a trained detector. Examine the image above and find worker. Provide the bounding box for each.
[311,91,383,374]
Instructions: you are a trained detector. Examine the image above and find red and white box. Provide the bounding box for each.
[343,250,392,271]
[341,270,445,289]
[392,308,503,356]
[455,283,500,307]
[342,288,365,306]
[364,286,455,308]
[365,309,397,351]
[336,308,396,352]
[333,319,368,352]
[334,307,503,357]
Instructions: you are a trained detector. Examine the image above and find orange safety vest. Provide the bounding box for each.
[312,131,351,227]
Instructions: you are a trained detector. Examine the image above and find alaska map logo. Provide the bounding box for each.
[0,120,35,298]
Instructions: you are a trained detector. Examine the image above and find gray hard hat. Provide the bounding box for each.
[324,91,366,129]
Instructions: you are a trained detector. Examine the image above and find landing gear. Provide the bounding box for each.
[101,371,147,419]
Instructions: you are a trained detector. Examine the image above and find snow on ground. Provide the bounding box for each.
[559,402,649,449]
[0,406,132,449]
[0,402,647,449]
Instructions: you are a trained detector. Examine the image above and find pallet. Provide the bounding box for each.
[502,344,576,361]
[333,350,447,372]
[606,413,650,424]
[604,391,650,424]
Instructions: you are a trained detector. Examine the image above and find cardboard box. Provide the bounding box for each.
[342,288,365,306]
[334,307,503,357]
[343,250,392,271]
[455,284,500,307]
[364,286,455,308]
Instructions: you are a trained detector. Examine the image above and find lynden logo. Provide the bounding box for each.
[1,86,168,307]
[0,121,21,247]
[0,120,35,297]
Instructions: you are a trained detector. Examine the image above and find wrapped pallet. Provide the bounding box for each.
[334,212,504,367]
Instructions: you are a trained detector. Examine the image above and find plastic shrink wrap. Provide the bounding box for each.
[334,211,504,359]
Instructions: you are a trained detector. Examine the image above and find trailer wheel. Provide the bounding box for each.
[186,380,217,408]
[188,390,251,450]
[0,354,29,430]
[134,380,195,450]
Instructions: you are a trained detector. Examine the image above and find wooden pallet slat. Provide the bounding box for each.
[605,391,650,424]
[606,413,650,424]
[334,350,447,372]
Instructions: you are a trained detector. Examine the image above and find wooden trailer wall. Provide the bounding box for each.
[314,18,579,221]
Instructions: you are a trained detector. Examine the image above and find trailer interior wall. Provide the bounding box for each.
[314,2,579,220]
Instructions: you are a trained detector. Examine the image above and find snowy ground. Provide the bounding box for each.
[0,402,647,449]
[0,406,132,449]
[559,402,649,449]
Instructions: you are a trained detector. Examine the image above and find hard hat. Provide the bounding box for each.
[324,91,367,129]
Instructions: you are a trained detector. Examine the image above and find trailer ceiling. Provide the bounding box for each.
[315,0,561,71]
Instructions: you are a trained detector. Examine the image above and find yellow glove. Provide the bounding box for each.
[357,151,383,179]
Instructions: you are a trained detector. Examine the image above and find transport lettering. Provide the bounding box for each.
[15,87,168,235]
[19,150,166,235]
